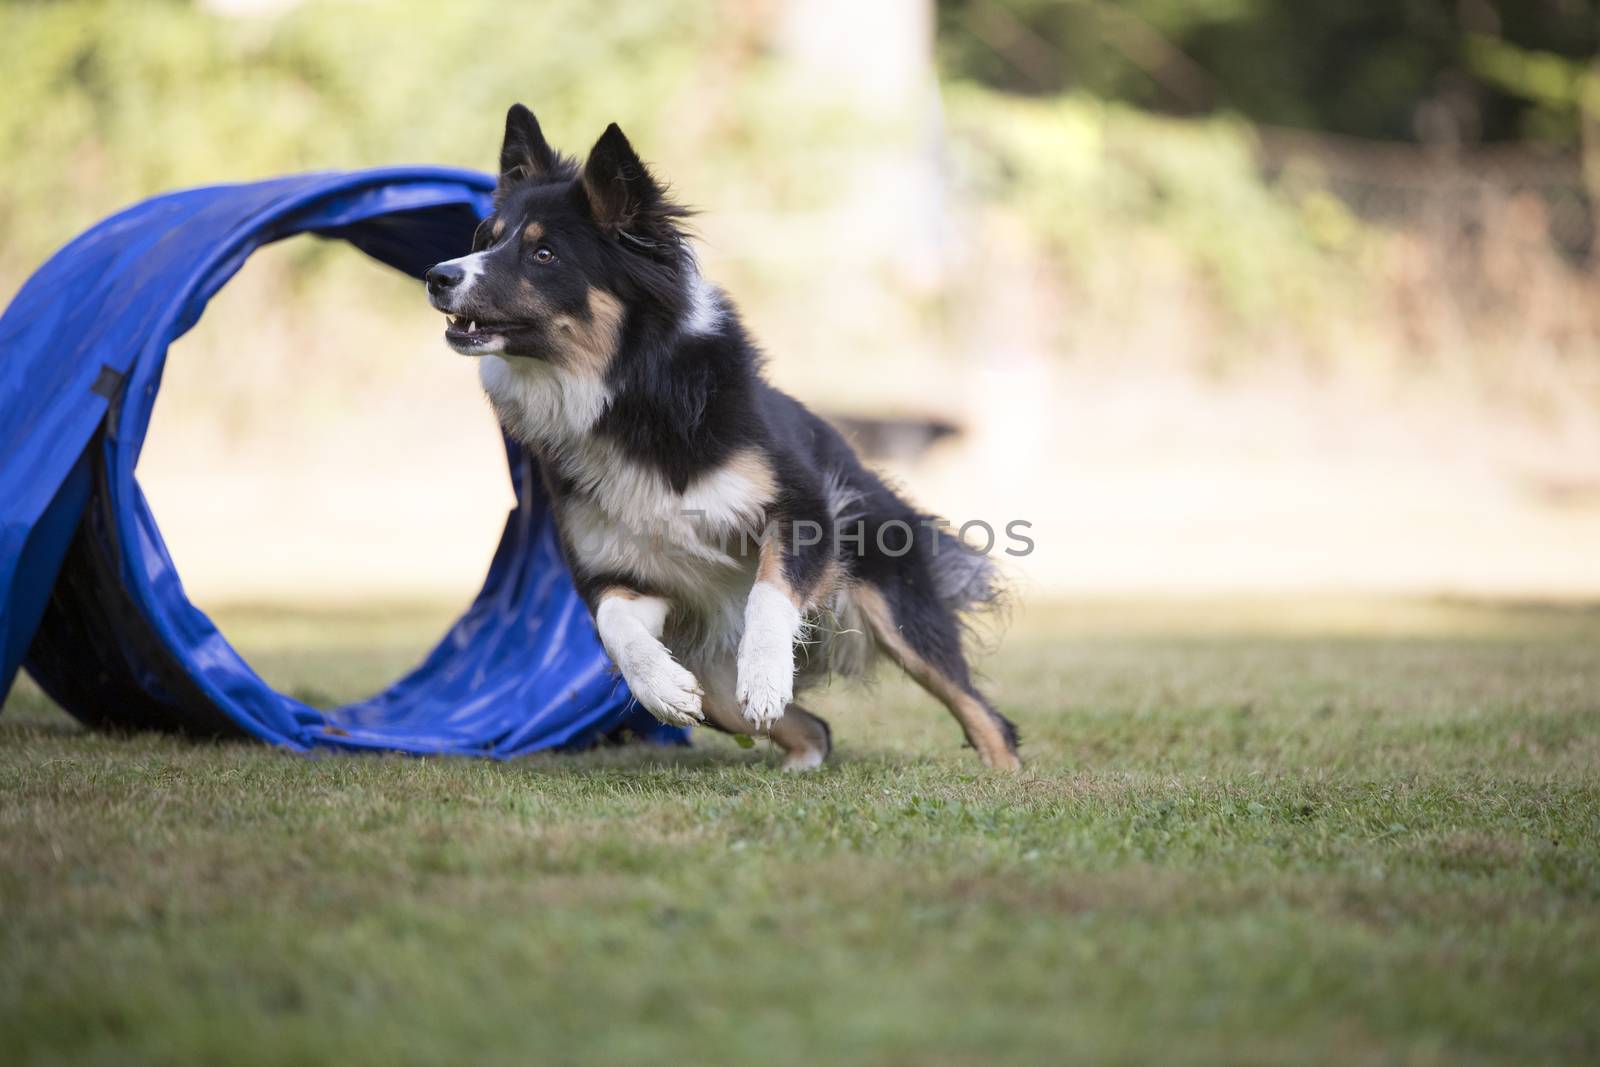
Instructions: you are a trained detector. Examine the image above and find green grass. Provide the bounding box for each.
[3,598,1597,1065]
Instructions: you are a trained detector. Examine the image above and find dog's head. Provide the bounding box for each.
[426,104,690,363]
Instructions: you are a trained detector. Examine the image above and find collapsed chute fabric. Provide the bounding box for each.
[0,168,682,755]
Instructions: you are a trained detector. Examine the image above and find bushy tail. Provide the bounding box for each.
[930,528,1008,627]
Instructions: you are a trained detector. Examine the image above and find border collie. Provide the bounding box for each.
[425,105,1020,770]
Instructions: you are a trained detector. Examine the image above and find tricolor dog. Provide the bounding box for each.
[425,105,1020,770]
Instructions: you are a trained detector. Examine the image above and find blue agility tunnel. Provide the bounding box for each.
[0,168,681,755]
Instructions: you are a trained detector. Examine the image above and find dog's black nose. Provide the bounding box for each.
[425,263,464,295]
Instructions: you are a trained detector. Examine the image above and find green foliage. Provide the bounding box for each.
[936,0,1600,143]
[946,87,1370,343]
[0,0,718,272]
[1466,33,1600,117]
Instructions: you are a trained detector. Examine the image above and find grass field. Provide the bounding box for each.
[2,598,1597,1065]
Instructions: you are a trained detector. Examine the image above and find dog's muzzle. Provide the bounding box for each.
[425,262,465,309]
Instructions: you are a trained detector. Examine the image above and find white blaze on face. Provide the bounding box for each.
[434,251,509,354]
[432,251,489,312]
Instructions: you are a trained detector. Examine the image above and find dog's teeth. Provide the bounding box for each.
[468,320,478,333]
[448,315,461,326]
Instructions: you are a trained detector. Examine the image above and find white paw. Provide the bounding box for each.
[736,635,793,732]
[622,651,704,728]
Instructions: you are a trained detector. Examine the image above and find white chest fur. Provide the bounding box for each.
[478,354,773,619]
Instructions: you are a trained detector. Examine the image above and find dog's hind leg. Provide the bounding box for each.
[768,705,832,771]
[854,582,1021,770]
[696,657,833,770]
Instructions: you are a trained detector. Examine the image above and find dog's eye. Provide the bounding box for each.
[533,246,556,264]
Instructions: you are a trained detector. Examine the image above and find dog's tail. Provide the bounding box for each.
[929,527,1008,637]
[822,467,1010,651]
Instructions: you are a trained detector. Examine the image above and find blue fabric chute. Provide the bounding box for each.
[0,168,682,755]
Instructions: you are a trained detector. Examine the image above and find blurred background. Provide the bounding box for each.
[5,0,1600,611]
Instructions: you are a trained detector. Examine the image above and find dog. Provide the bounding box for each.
[424,105,1020,770]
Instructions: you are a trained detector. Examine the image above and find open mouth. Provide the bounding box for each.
[443,313,517,348]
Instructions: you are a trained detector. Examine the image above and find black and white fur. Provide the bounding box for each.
[425,105,1020,770]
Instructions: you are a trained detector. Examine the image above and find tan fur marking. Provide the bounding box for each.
[755,536,792,593]
[855,586,1020,770]
[813,559,843,607]
[491,218,506,239]
[523,221,544,243]
[757,531,844,611]
[552,287,623,377]
[598,585,640,602]
[726,450,779,508]
[756,540,841,611]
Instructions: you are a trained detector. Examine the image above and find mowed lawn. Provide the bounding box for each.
[2,598,1597,1065]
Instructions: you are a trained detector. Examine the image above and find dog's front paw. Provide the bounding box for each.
[736,633,793,732]
[622,653,705,728]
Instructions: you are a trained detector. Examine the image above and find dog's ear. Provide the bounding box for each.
[499,104,562,184]
[580,123,663,237]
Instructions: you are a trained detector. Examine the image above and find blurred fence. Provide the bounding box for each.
[1258,126,1594,259]
[1252,126,1600,407]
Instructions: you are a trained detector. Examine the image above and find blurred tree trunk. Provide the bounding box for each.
[777,0,948,297]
